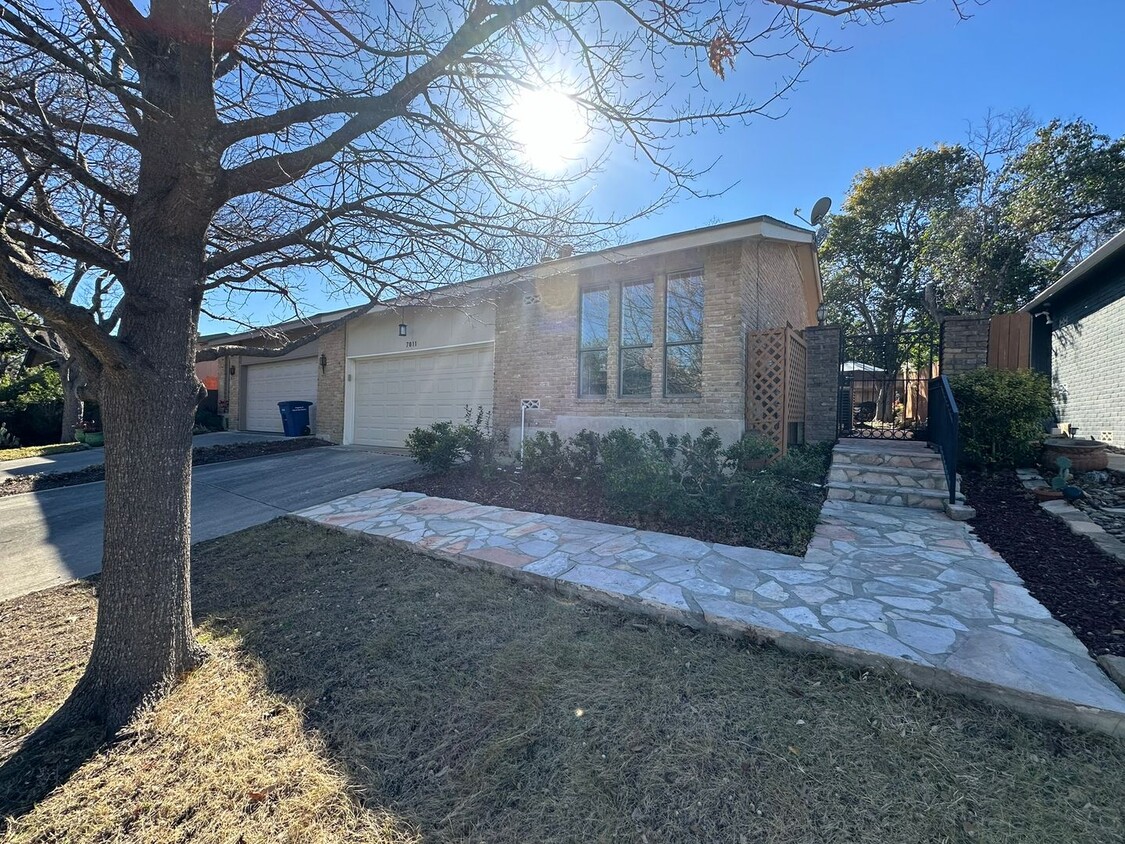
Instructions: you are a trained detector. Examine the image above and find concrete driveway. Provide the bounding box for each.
[0,446,419,602]
[0,431,289,481]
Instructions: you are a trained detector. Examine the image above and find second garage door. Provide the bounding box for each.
[243,357,318,433]
[352,345,494,447]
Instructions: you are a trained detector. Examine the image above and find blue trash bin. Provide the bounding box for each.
[277,400,313,437]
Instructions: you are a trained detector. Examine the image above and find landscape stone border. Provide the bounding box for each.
[1017,469,1125,565]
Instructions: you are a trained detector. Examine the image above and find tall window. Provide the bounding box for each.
[664,271,704,396]
[619,281,653,396]
[578,286,609,397]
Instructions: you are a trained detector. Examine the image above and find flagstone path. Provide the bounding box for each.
[297,489,1125,735]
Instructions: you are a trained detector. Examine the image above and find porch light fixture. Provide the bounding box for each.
[319,353,328,372]
[229,365,236,376]
[816,302,827,326]
[398,322,408,337]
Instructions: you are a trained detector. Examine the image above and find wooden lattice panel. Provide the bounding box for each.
[746,327,808,455]
[746,328,786,452]
[786,329,808,448]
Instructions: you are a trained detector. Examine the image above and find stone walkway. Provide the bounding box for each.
[297,490,1125,735]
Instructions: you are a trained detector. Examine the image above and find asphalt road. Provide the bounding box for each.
[0,446,419,602]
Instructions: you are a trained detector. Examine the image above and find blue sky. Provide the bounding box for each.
[202,0,1125,332]
[614,0,1125,238]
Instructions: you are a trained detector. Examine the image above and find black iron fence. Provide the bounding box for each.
[838,331,938,440]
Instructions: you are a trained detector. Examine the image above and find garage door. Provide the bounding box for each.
[352,345,494,447]
[243,357,318,432]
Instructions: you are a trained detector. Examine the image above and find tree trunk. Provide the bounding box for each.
[59,357,83,443]
[51,2,223,732]
[63,279,204,729]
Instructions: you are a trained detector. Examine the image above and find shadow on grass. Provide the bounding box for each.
[0,713,107,821]
[0,581,105,822]
[187,518,1125,844]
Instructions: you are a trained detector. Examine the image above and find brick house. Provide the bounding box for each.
[1023,226,1125,445]
[202,215,823,451]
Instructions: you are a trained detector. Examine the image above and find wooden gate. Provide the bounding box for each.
[988,312,1032,370]
[746,327,807,455]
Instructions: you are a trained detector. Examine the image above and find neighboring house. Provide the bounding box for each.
[1023,226,1125,445]
[201,215,822,449]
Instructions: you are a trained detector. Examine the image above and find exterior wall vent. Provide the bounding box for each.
[522,292,542,307]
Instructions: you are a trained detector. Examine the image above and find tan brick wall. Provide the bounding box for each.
[741,239,812,333]
[220,354,240,429]
[316,329,346,443]
[494,237,807,445]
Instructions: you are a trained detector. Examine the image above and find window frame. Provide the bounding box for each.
[577,284,610,398]
[663,270,705,397]
[618,279,654,398]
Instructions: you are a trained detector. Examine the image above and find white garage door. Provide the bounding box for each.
[352,345,494,447]
[244,357,318,432]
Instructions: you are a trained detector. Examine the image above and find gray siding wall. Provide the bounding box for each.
[1052,270,1125,444]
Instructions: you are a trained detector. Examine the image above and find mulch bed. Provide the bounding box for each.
[963,470,1125,658]
[0,438,331,498]
[398,466,821,554]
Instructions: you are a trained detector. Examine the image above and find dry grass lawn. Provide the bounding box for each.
[2,518,1123,843]
[0,443,87,463]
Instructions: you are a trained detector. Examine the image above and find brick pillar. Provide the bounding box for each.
[316,329,347,443]
[804,325,842,444]
[940,316,990,377]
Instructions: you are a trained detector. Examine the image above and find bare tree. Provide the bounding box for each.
[0,0,963,734]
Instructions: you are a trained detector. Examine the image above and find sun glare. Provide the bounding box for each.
[511,89,586,171]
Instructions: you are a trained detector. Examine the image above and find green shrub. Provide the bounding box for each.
[768,441,833,484]
[723,431,778,473]
[507,425,826,553]
[724,473,822,555]
[0,365,62,446]
[600,428,679,516]
[406,407,503,474]
[671,428,727,498]
[194,406,224,432]
[0,422,20,449]
[948,369,1052,468]
[521,431,567,476]
[566,429,602,479]
[406,420,464,472]
[458,406,502,472]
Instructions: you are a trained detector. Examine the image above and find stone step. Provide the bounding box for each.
[827,463,949,491]
[826,481,962,511]
[836,437,933,451]
[832,443,945,472]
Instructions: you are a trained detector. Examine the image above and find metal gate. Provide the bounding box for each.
[838,331,938,440]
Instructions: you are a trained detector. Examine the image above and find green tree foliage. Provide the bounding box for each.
[821,145,975,336]
[824,114,1125,331]
[0,358,62,445]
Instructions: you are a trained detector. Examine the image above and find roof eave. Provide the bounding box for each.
[1021,226,1125,312]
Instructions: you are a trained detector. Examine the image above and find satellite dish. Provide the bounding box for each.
[810,196,832,226]
[814,225,829,249]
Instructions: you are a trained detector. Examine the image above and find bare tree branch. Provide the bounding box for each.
[196,297,381,360]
